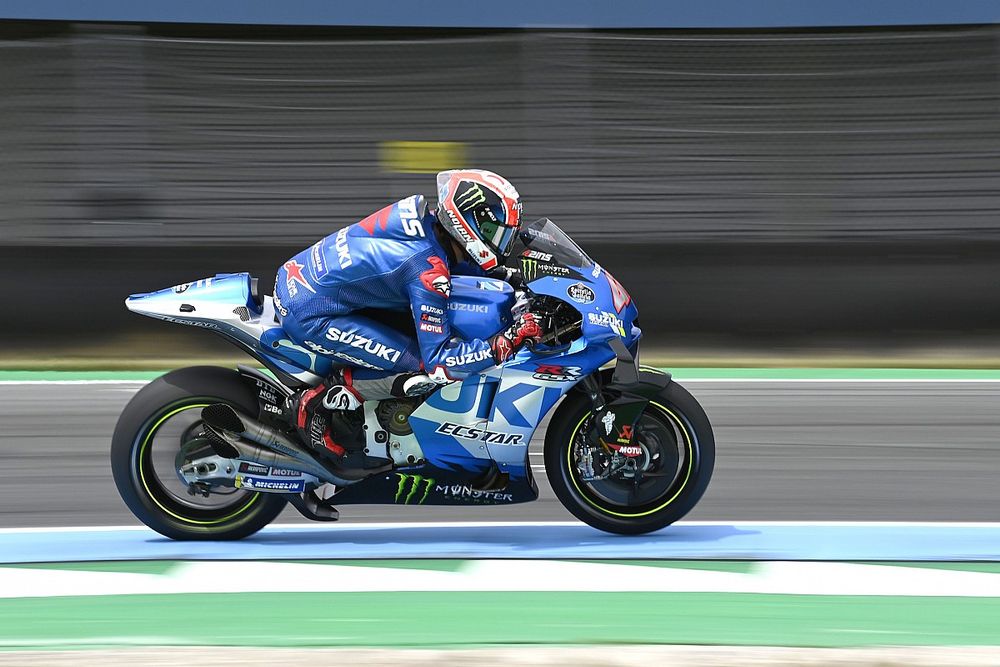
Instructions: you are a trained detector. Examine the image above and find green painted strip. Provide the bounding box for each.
[0,561,178,575]
[1,592,999,649]
[5,367,1000,382]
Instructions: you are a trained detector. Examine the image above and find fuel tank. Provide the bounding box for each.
[447,276,515,341]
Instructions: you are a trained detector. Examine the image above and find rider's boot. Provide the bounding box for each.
[290,370,440,463]
[289,370,363,462]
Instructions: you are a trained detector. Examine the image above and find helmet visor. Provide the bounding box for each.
[479,220,518,260]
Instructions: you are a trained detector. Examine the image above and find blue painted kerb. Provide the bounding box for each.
[2,523,999,563]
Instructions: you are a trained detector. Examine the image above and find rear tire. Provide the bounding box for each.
[111,366,287,540]
[544,379,715,535]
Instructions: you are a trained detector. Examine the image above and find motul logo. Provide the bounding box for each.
[617,445,643,457]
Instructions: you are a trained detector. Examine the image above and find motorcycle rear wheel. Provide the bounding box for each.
[544,379,715,535]
[111,366,287,540]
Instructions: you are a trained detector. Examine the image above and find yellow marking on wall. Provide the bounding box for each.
[380,141,467,174]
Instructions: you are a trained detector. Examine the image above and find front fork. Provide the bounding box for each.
[575,339,672,481]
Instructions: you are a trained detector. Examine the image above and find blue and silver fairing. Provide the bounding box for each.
[125,272,331,384]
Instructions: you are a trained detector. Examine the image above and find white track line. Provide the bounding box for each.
[0,380,150,385]
[4,560,1000,599]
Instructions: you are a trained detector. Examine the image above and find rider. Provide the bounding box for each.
[274,169,550,461]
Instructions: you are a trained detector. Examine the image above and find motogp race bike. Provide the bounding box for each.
[112,219,715,539]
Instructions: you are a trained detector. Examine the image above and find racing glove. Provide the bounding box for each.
[490,312,548,363]
[487,266,525,289]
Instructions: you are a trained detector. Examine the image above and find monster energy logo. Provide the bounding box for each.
[520,257,569,282]
[394,473,435,504]
[455,183,486,211]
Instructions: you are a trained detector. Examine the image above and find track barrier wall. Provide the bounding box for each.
[2,23,999,354]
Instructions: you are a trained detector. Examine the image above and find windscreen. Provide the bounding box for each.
[514,218,595,271]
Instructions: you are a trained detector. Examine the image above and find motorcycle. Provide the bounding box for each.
[112,218,715,539]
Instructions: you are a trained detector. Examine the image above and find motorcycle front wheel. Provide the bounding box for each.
[111,366,287,540]
[544,379,715,535]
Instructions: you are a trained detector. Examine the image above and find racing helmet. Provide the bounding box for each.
[436,169,522,271]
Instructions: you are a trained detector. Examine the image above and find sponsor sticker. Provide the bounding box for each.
[420,304,444,315]
[443,348,492,367]
[436,421,524,445]
[522,249,552,262]
[520,257,572,282]
[324,327,402,363]
[334,227,352,269]
[566,282,595,304]
[235,476,305,493]
[532,364,582,382]
[172,278,212,294]
[587,311,626,337]
[273,293,288,318]
[157,316,221,330]
[394,473,435,505]
[616,444,643,457]
[435,483,514,503]
[419,322,444,334]
[238,462,270,475]
[310,241,326,274]
[421,312,443,324]
[455,182,487,211]
[602,411,616,435]
[301,340,383,369]
[269,467,302,478]
[444,208,477,243]
[284,259,315,296]
[448,302,489,313]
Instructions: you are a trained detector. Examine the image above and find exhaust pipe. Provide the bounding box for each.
[201,404,356,486]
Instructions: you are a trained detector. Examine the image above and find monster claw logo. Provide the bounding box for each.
[520,257,571,282]
[395,473,435,504]
[284,260,316,294]
[455,183,487,211]
[420,256,452,298]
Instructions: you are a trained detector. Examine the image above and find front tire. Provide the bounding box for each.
[111,366,287,540]
[544,379,715,535]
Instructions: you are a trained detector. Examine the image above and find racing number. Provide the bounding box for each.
[402,218,425,237]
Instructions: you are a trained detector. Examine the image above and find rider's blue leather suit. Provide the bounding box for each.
[274,195,496,380]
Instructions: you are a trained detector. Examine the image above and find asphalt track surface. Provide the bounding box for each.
[2,380,999,528]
